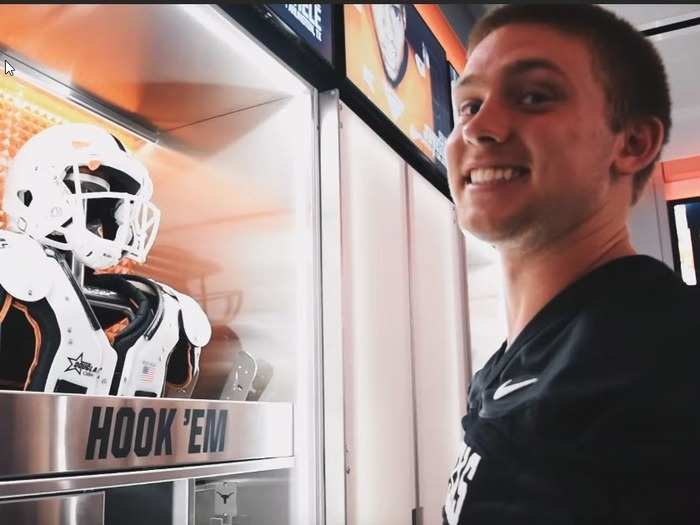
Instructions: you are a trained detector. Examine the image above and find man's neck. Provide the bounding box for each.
[499,222,635,348]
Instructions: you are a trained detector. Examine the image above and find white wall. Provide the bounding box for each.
[409,170,469,525]
[628,168,674,268]
[463,234,507,376]
[336,103,471,525]
[339,104,417,525]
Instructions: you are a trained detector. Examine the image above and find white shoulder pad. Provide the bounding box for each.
[176,291,212,347]
[156,281,211,347]
[0,230,54,301]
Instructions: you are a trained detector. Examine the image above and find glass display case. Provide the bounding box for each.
[0,5,321,524]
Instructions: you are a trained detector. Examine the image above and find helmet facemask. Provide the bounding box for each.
[42,163,160,270]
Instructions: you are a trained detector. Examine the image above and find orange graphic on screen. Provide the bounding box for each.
[345,4,436,160]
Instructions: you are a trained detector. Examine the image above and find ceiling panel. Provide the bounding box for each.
[649,25,700,161]
[600,4,700,30]
[599,5,700,161]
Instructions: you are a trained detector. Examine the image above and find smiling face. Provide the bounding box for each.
[371,4,407,84]
[447,23,626,251]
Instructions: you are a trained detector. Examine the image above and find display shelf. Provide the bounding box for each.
[0,457,294,501]
[0,391,293,483]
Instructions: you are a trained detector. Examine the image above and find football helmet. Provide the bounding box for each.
[3,123,160,269]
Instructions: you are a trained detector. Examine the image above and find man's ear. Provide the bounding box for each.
[611,116,665,177]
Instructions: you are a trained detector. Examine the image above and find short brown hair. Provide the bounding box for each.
[468,4,671,205]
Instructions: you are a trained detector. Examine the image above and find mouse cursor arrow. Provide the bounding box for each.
[5,60,15,76]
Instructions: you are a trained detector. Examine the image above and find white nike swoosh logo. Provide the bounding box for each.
[493,378,538,400]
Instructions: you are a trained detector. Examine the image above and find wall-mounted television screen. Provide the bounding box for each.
[667,197,700,286]
[344,4,452,171]
[267,4,333,64]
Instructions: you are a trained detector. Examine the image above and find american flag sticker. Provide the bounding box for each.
[140,362,156,383]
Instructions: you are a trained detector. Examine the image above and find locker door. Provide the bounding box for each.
[339,104,417,525]
[408,169,470,524]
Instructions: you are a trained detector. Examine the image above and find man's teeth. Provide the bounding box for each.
[469,167,526,185]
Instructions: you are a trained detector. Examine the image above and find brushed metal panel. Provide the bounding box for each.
[0,392,293,479]
[0,457,294,501]
[0,492,104,525]
[0,5,307,131]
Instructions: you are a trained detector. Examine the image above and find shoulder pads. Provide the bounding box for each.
[176,292,212,347]
[0,230,54,301]
[156,281,211,347]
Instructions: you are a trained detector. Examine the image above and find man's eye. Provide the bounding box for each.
[519,92,551,106]
[459,101,482,117]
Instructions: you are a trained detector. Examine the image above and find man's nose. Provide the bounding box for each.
[462,98,511,146]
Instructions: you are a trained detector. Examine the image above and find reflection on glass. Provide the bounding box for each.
[195,470,291,525]
[0,69,313,404]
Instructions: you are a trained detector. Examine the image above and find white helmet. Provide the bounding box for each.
[3,123,160,269]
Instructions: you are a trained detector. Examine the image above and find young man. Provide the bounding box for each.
[444,5,699,524]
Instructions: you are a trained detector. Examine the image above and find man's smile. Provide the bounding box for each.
[467,166,530,185]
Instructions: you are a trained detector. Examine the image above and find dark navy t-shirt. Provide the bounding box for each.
[444,255,700,524]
